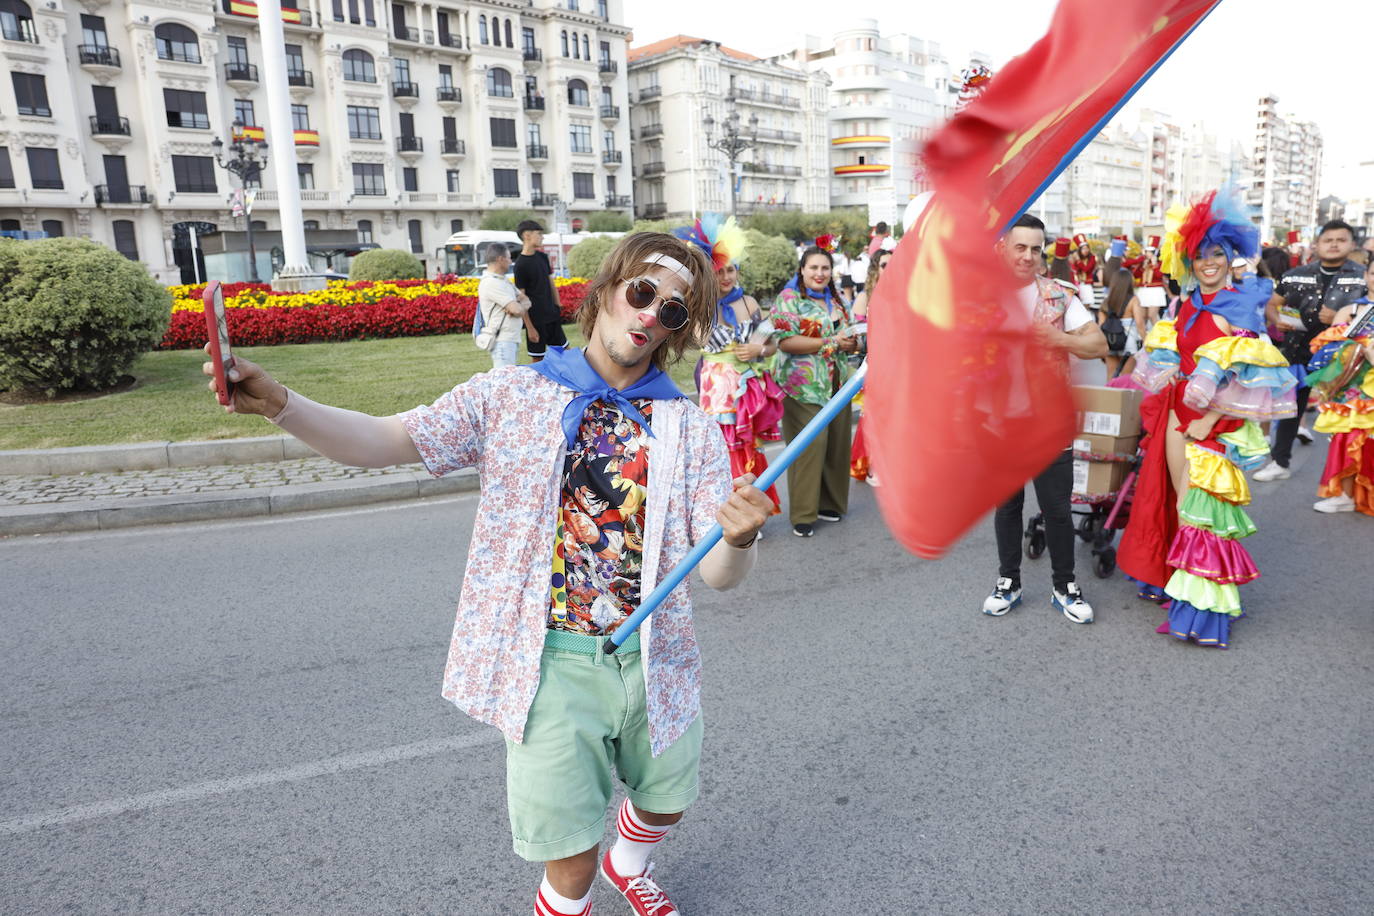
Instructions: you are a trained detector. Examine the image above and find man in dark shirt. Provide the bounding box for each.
[512,219,566,362]
[1255,219,1368,480]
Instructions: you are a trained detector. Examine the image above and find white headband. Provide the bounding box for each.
[642,253,694,285]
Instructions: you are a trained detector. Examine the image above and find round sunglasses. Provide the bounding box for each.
[624,277,690,331]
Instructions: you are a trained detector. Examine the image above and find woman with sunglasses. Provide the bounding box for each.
[201,232,775,916]
[849,247,893,485]
[677,215,785,514]
[772,238,861,537]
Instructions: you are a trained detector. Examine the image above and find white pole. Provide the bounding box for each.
[256,0,319,289]
[188,226,203,283]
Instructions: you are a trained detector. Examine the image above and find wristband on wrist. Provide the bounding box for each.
[731,531,759,549]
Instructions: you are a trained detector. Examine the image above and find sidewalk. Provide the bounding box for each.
[0,436,475,536]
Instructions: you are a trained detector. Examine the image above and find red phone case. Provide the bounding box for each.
[203,281,236,406]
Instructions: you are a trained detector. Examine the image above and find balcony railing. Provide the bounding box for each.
[598,59,617,74]
[604,195,631,209]
[642,202,667,218]
[393,81,420,98]
[78,45,121,67]
[527,144,548,159]
[529,193,557,207]
[641,161,666,176]
[599,105,620,120]
[224,63,259,82]
[1,19,38,43]
[394,26,419,42]
[523,48,542,61]
[441,139,465,155]
[287,69,314,87]
[745,163,802,177]
[95,184,150,204]
[439,33,467,50]
[524,95,546,111]
[90,116,132,136]
[639,124,663,139]
[396,136,423,152]
[638,85,661,101]
[602,150,622,164]
[437,86,462,103]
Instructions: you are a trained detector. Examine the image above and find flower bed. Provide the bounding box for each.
[160,276,588,349]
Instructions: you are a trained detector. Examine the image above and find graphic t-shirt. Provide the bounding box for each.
[549,398,652,634]
[513,250,558,324]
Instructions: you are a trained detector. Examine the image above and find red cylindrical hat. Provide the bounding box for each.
[1286,230,1301,245]
[1054,237,1071,258]
[1072,233,1089,248]
[1113,234,1128,242]
[1147,235,1161,250]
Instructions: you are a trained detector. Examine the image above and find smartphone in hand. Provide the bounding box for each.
[203,281,236,406]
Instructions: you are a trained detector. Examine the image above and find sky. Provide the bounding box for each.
[623,0,1374,200]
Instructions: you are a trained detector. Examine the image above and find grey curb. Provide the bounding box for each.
[0,468,478,536]
[0,435,319,476]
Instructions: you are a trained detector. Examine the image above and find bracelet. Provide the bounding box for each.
[731,532,759,549]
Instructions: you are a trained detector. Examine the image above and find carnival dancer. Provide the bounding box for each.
[850,247,893,484]
[1306,263,1374,515]
[202,233,773,916]
[772,237,860,537]
[1070,233,1101,288]
[676,215,785,514]
[1120,190,1298,648]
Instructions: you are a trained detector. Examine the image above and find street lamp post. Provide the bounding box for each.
[212,119,268,282]
[703,108,759,218]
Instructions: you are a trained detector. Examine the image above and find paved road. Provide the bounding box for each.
[1,440,1369,915]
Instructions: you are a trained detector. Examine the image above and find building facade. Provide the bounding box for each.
[1245,94,1323,241]
[626,35,829,222]
[0,0,633,283]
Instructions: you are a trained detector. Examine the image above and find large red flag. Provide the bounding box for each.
[865,0,1221,558]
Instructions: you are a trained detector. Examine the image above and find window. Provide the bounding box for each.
[112,220,138,260]
[303,219,320,230]
[291,103,310,131]
[606,174,617,196]
[438,64,454,89]
[234,99,255,126]
[486,67,512,98]
[493,168,520,198]
[561,30,568,57]
[567,79,589,107]
[11,73,50,117]
[342,49,375,82]
[352,163,385,196]
[602,129,615,151]
[0,147,13,189]
[478,14,487,44]
[80,14,109,47]
[332,0,344,21]
[522,27,535,53]
[527,122,541,145]
[530,171,543,194]
[285,43,305,74]
[0,218,20,233]
[489,117,517,148]
[226,36,249,66]
[347,105,382,139]
[572,172,594,199]
[582,35,590,60]
[442,116,458,141]
[394,57,411,85]
[601,85,612,107]
[164,89,209,129]
[171,155,216,193]
[1,0,36,42]
[297,162,315,189]
[599,41,611,66]
[407,219,423,254]
[569,123,592,153]
[450,218,464,234]
[357,218,373,243]
[41,219,63,237]
[572,31,580,59]
[446,169,460,193]
[503,19,512,48]
[403,167,418,192]
[154,23,200,63]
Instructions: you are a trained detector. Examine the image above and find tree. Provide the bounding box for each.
[348,248,425,282]
[739,230,797,300]
[585,212,631,232]
[479,210,537,232]
[567,236,618,279]
[630,218,676,235]
[0,238,172,394]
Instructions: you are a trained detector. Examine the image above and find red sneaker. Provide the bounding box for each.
[599,849,680,915]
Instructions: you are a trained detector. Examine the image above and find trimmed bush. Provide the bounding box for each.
[348,248,426,282]
[567,236,618,279]
[0,238,172,394]
[479,210,538,232]
[740,230,798,300]
[585,212,632,232]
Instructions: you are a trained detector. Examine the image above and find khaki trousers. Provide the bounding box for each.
[781,393,852,526]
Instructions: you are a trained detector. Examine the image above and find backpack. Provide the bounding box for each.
[1101,313,1127,355]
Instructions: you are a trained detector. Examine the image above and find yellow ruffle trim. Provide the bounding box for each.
[1143,319,1177,353]
[1314,401,1374,434]
[1191,335,1289,370]
[1187,443,1251,505]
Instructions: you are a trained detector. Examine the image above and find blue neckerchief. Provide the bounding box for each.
[717,286,744,327]
[783,276,835,314]
[1183,278,1270,336]
[526,346,683,448]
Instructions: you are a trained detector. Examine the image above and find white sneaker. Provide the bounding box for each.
[982,577,1022,616]
[1252,459,1291,482]
[867,473,881,487]
[1052,581,1094,624]
[1297,425,1314,445]
[1313,493,1356,513]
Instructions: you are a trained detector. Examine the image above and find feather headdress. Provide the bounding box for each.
[1160,186,1259,288]
[673,213,748,272]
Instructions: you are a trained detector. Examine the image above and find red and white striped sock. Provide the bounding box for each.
[534,875,591,916]
[608,799,672,878]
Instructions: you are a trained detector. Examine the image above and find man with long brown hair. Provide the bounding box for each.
[202,232,773,916]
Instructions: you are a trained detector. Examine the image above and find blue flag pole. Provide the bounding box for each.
[605,362,867,652]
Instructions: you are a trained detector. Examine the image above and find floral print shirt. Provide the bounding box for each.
[771,286,854,405]
[399,367,732,756]
[551,399,652,634]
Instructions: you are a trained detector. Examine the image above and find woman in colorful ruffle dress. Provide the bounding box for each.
[1306,262,1374,515]
[1120,189,1298,648]
[676,215,785,513]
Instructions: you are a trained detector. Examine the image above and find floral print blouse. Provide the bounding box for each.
[771,286,854,406]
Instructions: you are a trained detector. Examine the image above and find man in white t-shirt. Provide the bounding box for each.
[849,250,870,294]
[983,213,1108,625]
[477,245,535,368]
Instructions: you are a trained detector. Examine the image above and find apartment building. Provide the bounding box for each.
[1245,94,1323,240]
[0,0,632,283]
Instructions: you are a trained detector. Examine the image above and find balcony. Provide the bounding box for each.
[523,48,542,63]
[440,138,466,157]
[602,150,622,165]
[641,161,665,176]
[638,124,663,140]
[94,184,151,205]
[638,85,661,101]
[394,26,419,43]
[529,193,557,207]
[287,69,314,89]
[599,104,620,121]
[396,135,424,155]
[294,129,320,149]
[524,95,546,112]
[438,32,468,51]
[89,115,132,137]
[224,63,259,86]
[598,59,617,76]
[641,202,667,219]
[527,144,549,160]
[393,81,420,98]
[748,163,803,177]
[604,195,631,209]
[78,45,121,71]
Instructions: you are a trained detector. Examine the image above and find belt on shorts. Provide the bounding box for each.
[543,627,641,655]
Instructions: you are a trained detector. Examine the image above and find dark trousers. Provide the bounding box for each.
[994,449,1075,590]
[1269,385,1312,468]
[781,395,852,526]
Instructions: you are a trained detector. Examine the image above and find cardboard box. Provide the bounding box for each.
[1073,385,1143,438]
[1072,433,1139,459]
[1073,458,1129,497]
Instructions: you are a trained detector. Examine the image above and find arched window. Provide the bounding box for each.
[478,15,488,45]
[561,30,569,57]
[571,31,580,59]
[567,79,589,107]
[0,0,37,43]
[486,67,512,98]
[342,49,375,82]
[503,19,513,48]
[582,34,590,61]
[357,219,373,244]
[154,23,200,63]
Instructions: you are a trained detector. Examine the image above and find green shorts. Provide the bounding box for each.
[505,628,703,862]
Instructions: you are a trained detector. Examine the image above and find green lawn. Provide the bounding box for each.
[0,328,701,450]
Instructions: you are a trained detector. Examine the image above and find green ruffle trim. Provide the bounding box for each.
[1166,569,1243,616]
[1217,421,1269,461]
[1179,487,1257,539]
